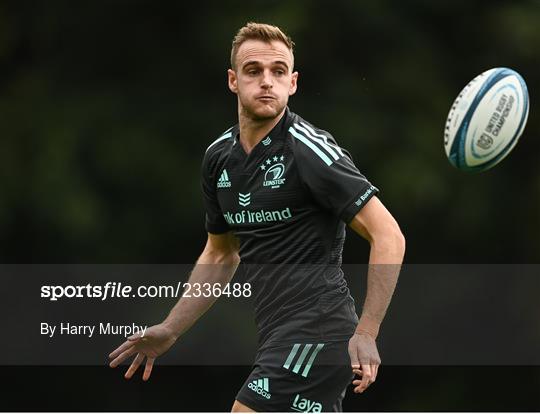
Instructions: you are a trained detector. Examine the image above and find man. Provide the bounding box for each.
[109,22,405,412]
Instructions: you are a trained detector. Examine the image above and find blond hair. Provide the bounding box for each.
[230,22,295,69]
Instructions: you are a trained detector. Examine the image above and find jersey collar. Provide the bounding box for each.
[232,106,294,146]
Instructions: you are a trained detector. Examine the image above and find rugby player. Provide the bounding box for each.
[109,22,405,412]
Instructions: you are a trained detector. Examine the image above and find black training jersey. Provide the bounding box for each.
[201,108,378,348]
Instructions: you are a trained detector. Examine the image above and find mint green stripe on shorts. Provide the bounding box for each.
[282,343,325,378]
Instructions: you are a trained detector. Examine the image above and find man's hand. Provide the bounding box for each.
[348,332,381,394]
[108,323,178,381]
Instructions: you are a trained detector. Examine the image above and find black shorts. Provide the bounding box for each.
[236,340,353,412]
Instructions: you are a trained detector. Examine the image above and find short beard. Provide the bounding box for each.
[240,100,286,123]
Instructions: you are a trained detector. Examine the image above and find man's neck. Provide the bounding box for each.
[238,108,286,155]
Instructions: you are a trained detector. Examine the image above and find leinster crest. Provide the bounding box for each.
[261,155,286,189]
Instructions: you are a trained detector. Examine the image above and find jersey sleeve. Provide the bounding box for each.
[292,125,379,224]
[200,149,230,234]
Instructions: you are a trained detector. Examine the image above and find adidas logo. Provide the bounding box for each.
[262,136,272,146]
[247,378,271,399]
[217,169,231,188]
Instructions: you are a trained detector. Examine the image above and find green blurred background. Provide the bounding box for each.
[1,0,539,410]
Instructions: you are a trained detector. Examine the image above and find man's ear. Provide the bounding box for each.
[289,71,299,96]
[228,69,238,94]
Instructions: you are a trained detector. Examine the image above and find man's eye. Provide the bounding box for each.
[275,70,285,76]
[247,69,259,75]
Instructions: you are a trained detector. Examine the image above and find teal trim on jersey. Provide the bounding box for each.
[293,123,340,160]
[283,343,301,369]
[299,122,345,157]
[292,344,313,374]
[206,132,232,153]
[301,343,325,378]
[289,127,333,166]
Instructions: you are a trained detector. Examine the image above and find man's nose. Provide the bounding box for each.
[260,70,273,88]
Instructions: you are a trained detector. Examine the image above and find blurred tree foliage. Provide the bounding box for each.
[0,0,538,263]
[1,1,539,411]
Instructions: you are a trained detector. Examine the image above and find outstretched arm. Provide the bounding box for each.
[162,231,240,336]
[108,231,240,380]
[347,196,405,393]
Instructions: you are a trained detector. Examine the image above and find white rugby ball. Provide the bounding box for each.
[444,67,529,171]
